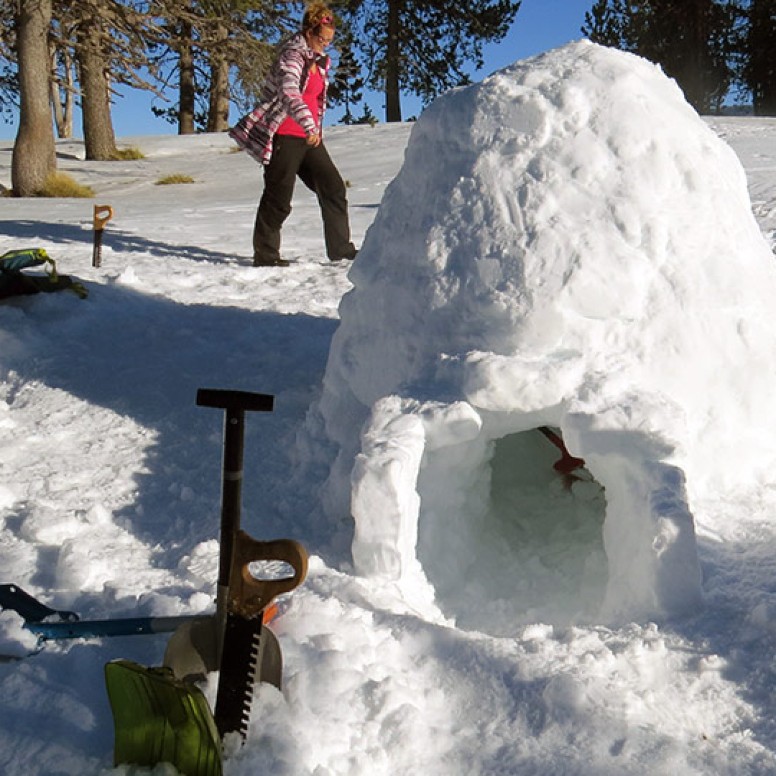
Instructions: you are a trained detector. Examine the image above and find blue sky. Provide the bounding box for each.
[0,0,593,140]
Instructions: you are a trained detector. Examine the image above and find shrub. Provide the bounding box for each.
[112,147,145,160]
[36,172,94,198]
[156,174,195,185]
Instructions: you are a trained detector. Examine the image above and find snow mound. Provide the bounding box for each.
[311,41,776,630]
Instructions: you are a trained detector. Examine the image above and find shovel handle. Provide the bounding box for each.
[93,205,113,231]
[196,389,274,413]
[227,531,308,618]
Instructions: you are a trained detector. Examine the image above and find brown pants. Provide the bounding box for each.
[253,135,355,262]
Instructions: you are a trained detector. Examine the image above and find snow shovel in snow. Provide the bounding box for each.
[104,536,306,776]
[105,659,223,776]
[105,389,307,772]
[537,426,588,488]
[163,388,284,687]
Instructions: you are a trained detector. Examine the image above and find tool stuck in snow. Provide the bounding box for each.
[103,388,309,775]
[92,204,113,268]
[537,426,589,489]
[1,388,309,775]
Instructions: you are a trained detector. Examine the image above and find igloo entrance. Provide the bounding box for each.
[415,427,608,635]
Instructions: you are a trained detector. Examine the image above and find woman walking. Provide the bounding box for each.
[229,3,357,267]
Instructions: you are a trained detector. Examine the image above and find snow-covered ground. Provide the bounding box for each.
[1,41,776,775]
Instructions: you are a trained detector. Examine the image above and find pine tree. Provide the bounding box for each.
[11,0,56,197]
[343,0,521,122]
[582,0,738,113]
[744,0,776,115]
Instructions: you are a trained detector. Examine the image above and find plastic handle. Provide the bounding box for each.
[196,389,274,413]
[93,205,114,230]
[227,532,308,618]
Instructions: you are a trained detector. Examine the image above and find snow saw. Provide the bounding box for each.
[102,388,308,775]
[91,204,113,268]
[105,534,306,776]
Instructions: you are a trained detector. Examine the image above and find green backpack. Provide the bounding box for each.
[0,248,87,300]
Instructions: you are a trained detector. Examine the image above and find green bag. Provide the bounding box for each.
[0,248,87,300]
[105,659,222,776]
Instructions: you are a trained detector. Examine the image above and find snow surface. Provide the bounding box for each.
[0,41,775,775]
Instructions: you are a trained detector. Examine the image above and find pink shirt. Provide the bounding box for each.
[277,65,324,138]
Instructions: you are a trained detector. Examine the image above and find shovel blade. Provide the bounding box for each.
[164,615,283,691]
[105,659,222,776]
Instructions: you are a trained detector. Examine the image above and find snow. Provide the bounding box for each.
[0,40,776,774]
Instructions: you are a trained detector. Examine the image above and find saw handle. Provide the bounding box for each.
[93,204,114,231]
[228,531,308,618]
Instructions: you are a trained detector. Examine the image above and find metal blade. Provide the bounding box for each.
[213,612,262,740]
[92,230,104,268]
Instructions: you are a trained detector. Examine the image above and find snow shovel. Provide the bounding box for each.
[163,388,282,686]
[105,659,223,776]
[538,426,588,488]
[104,535,306,776]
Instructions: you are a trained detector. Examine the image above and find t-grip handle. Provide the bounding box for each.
[227,531,309,619]
[196,389,274,413]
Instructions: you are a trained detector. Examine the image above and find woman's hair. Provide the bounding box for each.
[302,2,336,33]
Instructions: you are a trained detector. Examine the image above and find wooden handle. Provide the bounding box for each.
[227,531,308,618]
[93,204,113,230]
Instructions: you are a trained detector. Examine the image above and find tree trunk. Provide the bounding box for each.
[62,47,75,137]
[206,21,229,132]
[77,10,117,160]
[384,0,402,122]
[50,38,74,139]
[12,0,56,197]
[178,18,195,134]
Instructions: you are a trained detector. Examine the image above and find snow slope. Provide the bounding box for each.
[0,42,776,775]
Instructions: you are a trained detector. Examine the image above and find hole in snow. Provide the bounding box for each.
[417,428,608,635]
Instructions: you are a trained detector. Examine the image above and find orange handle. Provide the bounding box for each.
[93,204,113,231]
[227,531,308,618]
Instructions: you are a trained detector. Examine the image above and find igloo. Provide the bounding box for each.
[311,41,776,632]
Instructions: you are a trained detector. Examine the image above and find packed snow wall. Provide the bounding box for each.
[309,41,776,630]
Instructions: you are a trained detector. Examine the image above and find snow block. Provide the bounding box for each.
[311,42,776,629]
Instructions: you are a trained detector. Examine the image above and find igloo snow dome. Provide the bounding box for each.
[311,41,776,632]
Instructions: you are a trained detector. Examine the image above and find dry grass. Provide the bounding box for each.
[112,147,145,160]
[155,173,196,185]
[36,172,94,198]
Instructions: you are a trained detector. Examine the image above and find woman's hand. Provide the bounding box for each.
[306,132,321,147]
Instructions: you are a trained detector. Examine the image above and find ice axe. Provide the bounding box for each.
[92,204,113,267]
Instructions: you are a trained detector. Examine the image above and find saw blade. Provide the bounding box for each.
[213,612,263,740]
[92,230,104,268]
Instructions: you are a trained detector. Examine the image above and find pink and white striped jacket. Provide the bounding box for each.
[229,33,329,165]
